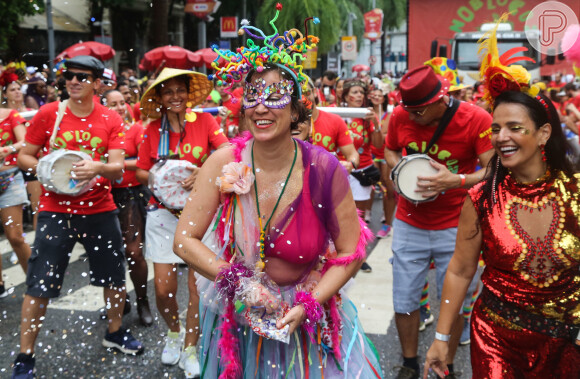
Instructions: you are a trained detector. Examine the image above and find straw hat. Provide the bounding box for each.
[140,68,213,119]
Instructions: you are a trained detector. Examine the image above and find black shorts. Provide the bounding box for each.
[26,210,125,298]
[19,168,38,183]
[111,185,149,243]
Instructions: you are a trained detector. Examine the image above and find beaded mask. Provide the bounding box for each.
[208,3,319,101]
[242,77,294,109]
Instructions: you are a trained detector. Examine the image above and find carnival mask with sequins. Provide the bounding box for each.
[243,78,294,110]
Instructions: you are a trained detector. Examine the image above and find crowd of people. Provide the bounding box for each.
[0,6,578,379]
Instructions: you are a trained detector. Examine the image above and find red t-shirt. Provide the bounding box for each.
[137,113,228,171]
[318,88,336,107]
[0,109,26,167]
[26,101,125,215]
[221,88,242,127]
[386,102,493,230]
[133,102,141,121]
[338,118,375,168]
[114,122,144,188]
[311,110,353,154]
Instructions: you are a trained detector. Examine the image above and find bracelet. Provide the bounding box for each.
[459,174,466,187]
[215,262,253,301]
[293,291,324,334]
[435,332,451,342]
[9,145,16,153]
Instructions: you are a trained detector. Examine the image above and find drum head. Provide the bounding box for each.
[37,150,96,196]
[149,160,195,209]
[396,156,439,202]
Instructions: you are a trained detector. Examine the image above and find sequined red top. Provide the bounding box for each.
[469,171,580,326]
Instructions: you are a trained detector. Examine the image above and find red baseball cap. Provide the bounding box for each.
[397,65,450,109]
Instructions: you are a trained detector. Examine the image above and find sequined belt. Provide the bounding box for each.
[480,288,580,342]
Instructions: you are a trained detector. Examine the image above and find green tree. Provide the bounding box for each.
[254,0,406,54]
[0,0,45,51]
[256,0,341,55]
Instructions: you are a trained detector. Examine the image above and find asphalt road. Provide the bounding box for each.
[0,197,472,378]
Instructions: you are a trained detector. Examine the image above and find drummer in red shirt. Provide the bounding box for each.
[384,65,493,378]
[136,68,228,378]
[13,55,144,377]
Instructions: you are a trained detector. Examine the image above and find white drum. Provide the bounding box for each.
[37,150,96,196]
[148,160,195,209]
[391,154,439,203]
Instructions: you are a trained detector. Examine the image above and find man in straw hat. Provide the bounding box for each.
[12,55,144,378]
[384,64,494,379]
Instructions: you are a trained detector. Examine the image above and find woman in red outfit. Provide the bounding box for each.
[103,89,153,326]
[424,90,579,378]
[0,108,32,296]
[367,85,396,238]
[136,68,228,378]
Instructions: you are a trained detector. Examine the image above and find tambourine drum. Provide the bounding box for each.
[391,154,439,203]
[37,150,96,196]
[148,160,195,209]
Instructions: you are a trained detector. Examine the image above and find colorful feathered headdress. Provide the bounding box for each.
[0,62,23,88]
[478,13,539,109]
[208,3,319,100]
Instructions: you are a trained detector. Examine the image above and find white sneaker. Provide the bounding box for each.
[179,345,201,378]
[161,327,184,365]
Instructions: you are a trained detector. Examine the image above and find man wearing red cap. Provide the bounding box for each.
[385,65,493,378]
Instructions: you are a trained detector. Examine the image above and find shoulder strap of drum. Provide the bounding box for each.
[48,100,69,151]
[425,97,460,153]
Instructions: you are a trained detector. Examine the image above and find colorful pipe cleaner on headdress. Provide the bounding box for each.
[478,13,539,109]
[208,3,319,100]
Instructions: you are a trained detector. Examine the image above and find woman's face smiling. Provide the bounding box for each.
[491,102,550,173]
[105,90,127,119]
[345,86,365,107]
[159,78,188,114]
[244,70,295,142]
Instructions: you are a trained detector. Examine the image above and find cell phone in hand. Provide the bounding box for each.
[323,87,330,97]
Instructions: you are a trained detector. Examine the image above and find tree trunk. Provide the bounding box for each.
[148,0,169,48]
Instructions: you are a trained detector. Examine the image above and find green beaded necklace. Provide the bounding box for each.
[251,139,298,271]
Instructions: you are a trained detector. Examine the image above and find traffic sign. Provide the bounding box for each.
[341,36,357,61]
[185,0,218,19]
[369,55,377,65]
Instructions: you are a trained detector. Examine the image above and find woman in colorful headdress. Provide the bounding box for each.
[424,14,580,379]
[173,4,383,378]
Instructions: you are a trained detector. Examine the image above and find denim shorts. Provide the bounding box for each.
[391,218,475,313]
[0,167,29,209]
[26,210,125,298]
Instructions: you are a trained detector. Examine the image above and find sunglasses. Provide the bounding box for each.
[63,71,93,82]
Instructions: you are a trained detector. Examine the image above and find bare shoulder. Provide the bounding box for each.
[202,144,236,173]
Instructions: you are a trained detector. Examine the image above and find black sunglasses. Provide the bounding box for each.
[63,71,93,82]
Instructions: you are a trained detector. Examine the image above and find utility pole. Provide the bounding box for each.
[46,0,55,81]
[345,13,356,78]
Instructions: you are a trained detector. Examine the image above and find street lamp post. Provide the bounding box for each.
[93,21,111,46]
